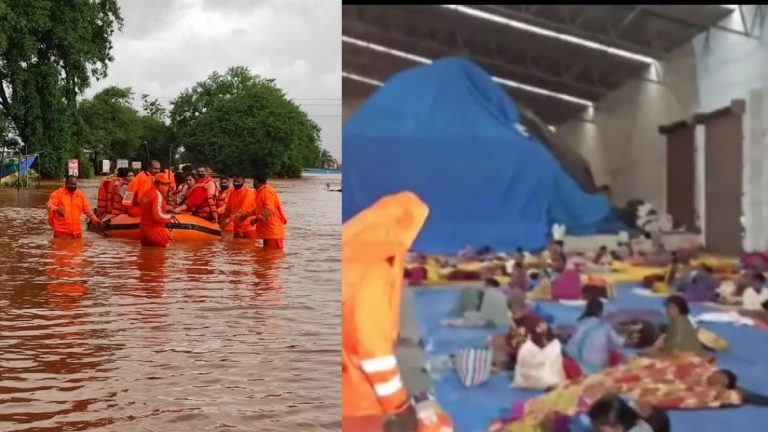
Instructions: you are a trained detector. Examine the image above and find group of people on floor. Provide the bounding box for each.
[45,160,286,249]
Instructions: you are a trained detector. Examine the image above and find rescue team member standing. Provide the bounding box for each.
[219,175,257,239]
[217,175,233,232]
[123,160,162,217]
[342,191,453,432]
[242,172,287,249]
[139,173,174,248]
[46,176,100,239]
[171,166,218,222]
[107,168,135,216]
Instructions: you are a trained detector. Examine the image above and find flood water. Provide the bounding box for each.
[0,174,340,431]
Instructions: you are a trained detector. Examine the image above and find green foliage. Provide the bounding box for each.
[78,86,141,161]
[77,86,177,170]
[316,148,336,169]
[171,66,322,178]
[0,0,122,178]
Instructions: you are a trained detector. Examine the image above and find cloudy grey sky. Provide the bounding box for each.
[85,0,341,161]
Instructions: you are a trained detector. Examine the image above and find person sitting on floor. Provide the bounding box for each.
[678,263,719,303]
[443,278,510,329]
[645,295,705,356]
[741,272,768,311]
[488,290,554,370]
[508,261,529,292]
[566,297,626,374]
[593,245,612,266]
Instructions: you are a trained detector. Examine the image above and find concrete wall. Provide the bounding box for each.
[692,5,768,251]
[558,44,700,212]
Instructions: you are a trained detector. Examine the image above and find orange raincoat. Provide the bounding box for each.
[139,186,173,247]
[342,191,429,420]
[250,184,287,248]
[123,171,154,217]
[222,186,256,238]
[46,187,97,238]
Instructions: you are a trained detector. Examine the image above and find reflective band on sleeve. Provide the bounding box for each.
[360,355,398,373]
[374,374,403,397]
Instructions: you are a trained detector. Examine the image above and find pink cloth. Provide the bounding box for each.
[552,270,583,300]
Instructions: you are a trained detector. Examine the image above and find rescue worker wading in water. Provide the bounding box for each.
[171,166,218,222]
[240,171,287,249]
[46,176,101,239]
[342,191,453,432]
[139,173,174,247]
[219,175,257,239]
[123,160,162,217]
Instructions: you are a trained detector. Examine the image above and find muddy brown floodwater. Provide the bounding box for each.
[0,174,340,432]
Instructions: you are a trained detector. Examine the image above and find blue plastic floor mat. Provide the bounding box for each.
[413,286,768,432]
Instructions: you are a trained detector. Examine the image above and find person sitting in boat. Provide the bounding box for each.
[173,172,196,206]
[123,160,162,217]
[219,174,257,239]
[104,168,135,217]
[46,175,101,239]
[139,173,174,248]
[168,171,186,206]
[96,172,115,218]
[171,167,218,223]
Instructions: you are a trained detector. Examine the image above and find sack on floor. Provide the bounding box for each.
[512,339,565,390]
[455,347,493,387]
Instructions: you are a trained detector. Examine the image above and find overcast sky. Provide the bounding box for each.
[85,0,341,161]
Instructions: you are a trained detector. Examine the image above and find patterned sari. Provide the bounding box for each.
[489,354,743,432]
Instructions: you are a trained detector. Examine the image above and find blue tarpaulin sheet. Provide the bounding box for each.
[413,287,768,432]
[343,58,614,252]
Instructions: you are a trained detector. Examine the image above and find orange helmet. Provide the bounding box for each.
[154,173,171,184]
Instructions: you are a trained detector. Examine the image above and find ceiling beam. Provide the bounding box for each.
[343,18,606,98]
[630,5,757,38]
[477,5,665,59]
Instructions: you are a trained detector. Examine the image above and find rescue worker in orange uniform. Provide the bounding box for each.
[171,166,218,222]
[241,171,287,249]
[342,191,453,432]
[46,175,100,238]
[216,175,234,232]
[139,173,174,248]
[219,175,257,239]
[123,160,162,217]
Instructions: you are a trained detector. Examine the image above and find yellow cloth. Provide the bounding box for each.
[698,328,728,352]
[652,281,671,294]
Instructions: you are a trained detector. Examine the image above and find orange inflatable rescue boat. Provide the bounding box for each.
[89,213,222,241]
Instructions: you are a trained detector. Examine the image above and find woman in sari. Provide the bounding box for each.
[646,295,705,356]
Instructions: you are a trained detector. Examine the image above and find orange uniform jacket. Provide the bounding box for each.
[222,186,256,234]
[342,191,429,417]
[46,187,95,236]
[251,184,287,239]
[139,187,173,247]
[123,171,154,216]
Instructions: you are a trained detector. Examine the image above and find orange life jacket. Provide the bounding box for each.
[187,177,219,222]
[216,187,231,213]
[107,177,127,215]
[96,177,112,217]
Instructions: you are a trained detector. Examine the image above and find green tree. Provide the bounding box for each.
[77,86,141,164]
[316,148,335,169]
[171,66,321,178]
[0,0,122,178]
